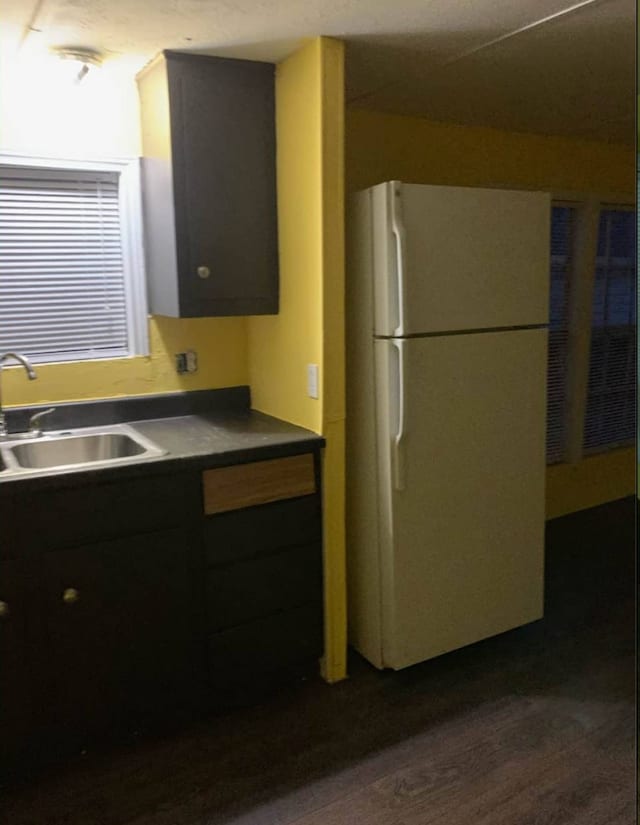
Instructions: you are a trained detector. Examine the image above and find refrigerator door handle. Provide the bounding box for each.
[392,339,407,490]
[390,184,407,336]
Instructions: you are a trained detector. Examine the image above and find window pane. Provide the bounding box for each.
[583,209,636,452]
[546,206,574,464]
[0,166,129,363]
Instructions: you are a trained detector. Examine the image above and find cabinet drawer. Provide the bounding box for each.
[206,542,322,631]
[19,474,201,552]
[202,453,315,515]
[204,494,321,566]
[208,603,323,679]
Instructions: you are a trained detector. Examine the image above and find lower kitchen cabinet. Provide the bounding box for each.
[1,446,324,772]
[201,454,324,697]
[0,559,34,767]
[35,528,200,749]
[1,526,202,771]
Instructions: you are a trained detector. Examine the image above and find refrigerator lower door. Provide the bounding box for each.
[374,328,547,670]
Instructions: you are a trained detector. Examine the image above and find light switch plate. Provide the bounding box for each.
[307,364,319,399]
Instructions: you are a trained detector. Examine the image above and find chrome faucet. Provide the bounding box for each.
[28,407,56,437]
[0,352,37,437]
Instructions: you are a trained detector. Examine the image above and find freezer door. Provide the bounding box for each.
[374,329,547,670]
[371,181,551,336]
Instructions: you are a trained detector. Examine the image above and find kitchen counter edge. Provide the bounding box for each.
[0,410,325,494]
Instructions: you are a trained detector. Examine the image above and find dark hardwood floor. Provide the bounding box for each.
[2,497,635,825]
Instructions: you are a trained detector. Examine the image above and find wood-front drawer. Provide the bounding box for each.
[202,453,316,515]
[206,542,322,631]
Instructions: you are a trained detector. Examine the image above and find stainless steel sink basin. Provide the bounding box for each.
[0,424,167,477]
[9,433,148,469]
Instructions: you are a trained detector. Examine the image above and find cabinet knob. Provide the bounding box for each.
[62,588,80,604]
[0,601,9,617]
[196,265,211,279]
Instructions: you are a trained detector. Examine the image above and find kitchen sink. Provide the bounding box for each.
[0,424,167,476]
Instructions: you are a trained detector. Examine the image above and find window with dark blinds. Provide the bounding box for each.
[546,206,574,463]
[583,208,636,452]
[0,162,144,363]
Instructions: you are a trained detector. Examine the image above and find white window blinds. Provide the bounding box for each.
[546,206,574,464]
[583,208,636,452]
[0,165,130,362]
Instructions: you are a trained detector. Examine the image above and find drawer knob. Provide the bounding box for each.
[0,601,9,617]
[62,587,80,604]
[197,265,210,279]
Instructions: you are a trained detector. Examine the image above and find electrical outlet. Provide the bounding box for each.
[176,350,198,374]
[185,350,198,372]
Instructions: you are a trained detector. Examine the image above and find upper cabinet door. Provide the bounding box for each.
[138,52,279,318]
[371,182,551,336]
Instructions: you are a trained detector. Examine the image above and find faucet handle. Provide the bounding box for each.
[29,407,56,436]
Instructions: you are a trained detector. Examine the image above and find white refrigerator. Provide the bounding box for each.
[347,181,550,671]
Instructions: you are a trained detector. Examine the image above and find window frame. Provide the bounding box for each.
[0,152,149,363]
[549,191,635,464]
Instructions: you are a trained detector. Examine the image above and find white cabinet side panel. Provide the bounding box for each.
[346,190,384,667]
[376,329,547,670]
[137,57,180,317]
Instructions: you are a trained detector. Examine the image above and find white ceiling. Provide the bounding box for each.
[1,0,635,144]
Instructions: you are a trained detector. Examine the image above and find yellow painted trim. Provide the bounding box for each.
[546,448,635,520]
[319,38,347,684]
[321,418,347,682]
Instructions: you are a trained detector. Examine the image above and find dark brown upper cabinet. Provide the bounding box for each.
[137,51,279,318]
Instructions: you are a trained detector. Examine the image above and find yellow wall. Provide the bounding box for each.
[347,108,635,195]
[0,46,248,406]
[248,42,324,432]
[248,38,347,682]
[346,108,635,517]
[3,317,248,405]
[546,448,635,520]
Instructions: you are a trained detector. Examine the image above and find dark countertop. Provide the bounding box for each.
[0,408,324,494]
[133,410,323,464]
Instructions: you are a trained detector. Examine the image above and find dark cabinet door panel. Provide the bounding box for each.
[37,528,199,742]
[0,558,32,765]
[168,54,278,316]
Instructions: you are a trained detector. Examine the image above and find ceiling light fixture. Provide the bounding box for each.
[51,47,103,83]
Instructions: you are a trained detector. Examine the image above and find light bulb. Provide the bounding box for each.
[51,47,103,84]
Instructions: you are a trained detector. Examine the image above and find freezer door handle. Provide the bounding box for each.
[390,183,407,337]
[392,339,407,490]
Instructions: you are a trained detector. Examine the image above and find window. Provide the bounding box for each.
[0,156,147,363]
[546,206,575,464]
[583,208,636,452]
[544,200,636,465]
